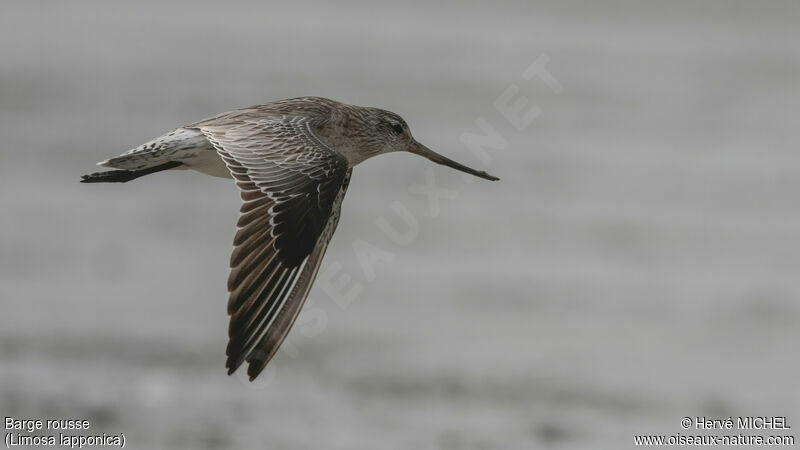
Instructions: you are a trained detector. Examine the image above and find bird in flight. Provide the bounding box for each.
[81,97,499,381]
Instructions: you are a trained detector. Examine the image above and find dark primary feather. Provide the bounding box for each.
[189,111,350,380]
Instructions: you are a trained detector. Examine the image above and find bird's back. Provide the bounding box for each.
[97,97,345,177]
[188,96,342,129]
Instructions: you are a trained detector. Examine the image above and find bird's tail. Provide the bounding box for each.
[80,161,184,183]
[82,127,208,183]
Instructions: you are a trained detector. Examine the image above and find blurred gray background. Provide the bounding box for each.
[1,1,798,448]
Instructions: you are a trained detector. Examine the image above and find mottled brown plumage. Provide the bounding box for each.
[82,96,498,381]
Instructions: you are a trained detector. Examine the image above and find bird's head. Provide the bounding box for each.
[364,108,499,181]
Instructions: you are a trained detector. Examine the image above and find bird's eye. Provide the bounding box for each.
[390,123,404,135]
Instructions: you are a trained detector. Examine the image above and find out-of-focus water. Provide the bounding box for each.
[1,1,798,448]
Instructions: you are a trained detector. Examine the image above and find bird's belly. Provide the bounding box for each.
[181,149,232,179]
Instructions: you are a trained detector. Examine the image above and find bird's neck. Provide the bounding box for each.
[320,105,382,167]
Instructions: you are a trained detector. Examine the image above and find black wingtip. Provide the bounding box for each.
[225,357,261,382]
[225,357,238,376]
[247,365,263,382]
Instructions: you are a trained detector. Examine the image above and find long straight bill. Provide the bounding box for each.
[409,141,499,181]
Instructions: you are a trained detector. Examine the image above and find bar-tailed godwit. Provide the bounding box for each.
[82,97,498,380]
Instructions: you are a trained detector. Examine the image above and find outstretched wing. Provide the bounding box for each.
[193,115,350,381]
